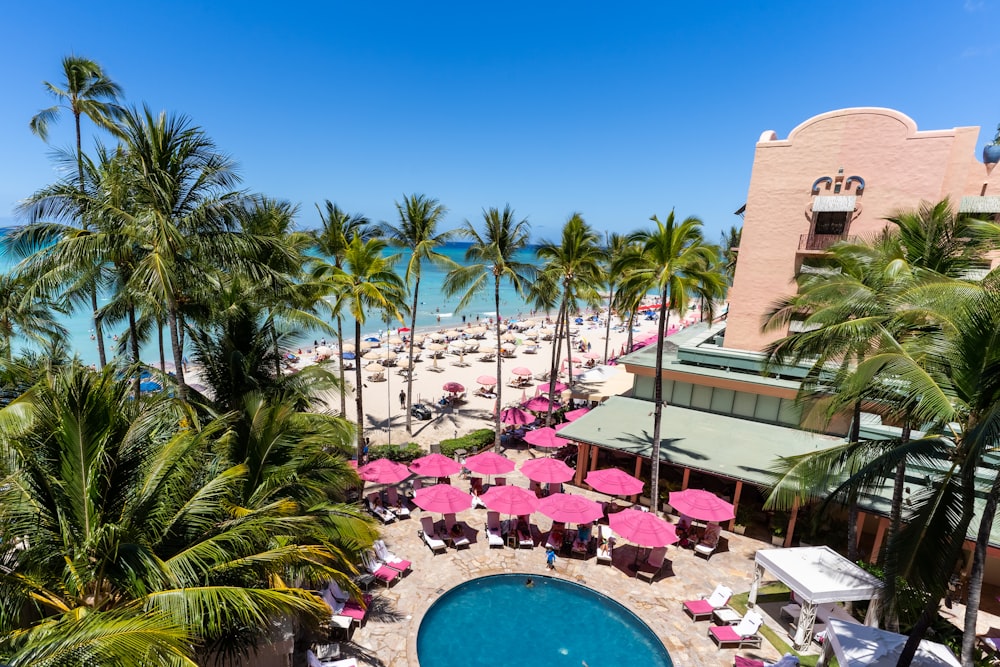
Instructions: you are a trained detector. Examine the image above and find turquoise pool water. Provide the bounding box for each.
[416,574,673,667]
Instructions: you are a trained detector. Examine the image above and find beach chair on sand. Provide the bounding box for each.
[366,493,396,524]
[443,513,471,548]
[420,516,447,554]
[636,546,668,582]
[486,511,505,548]
[682,584,734,621]
[384,486,410,518]
[708,610,763,649]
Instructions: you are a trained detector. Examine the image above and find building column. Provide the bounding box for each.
[784,495,799,548]
[574,443,588,486]
[589,443,600,471]
[792,601,818,650]
[728,480,743,532]
[632,456,643,504]
[748,562,764,607]
[681,467,690,490]
[870,516,888,564]
[855,510,867,551]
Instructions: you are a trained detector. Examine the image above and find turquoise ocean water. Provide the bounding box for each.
[1,240,544,365]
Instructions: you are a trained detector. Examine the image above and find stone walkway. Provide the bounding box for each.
[342,455,790,666]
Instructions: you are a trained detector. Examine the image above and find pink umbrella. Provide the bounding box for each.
[511,366,533,377]
[561,357,583,366]
[537,493,604,523]
[610,508,679,547]
[413,484,472,513]
[476,375,498,386]
[523,396,558,412]
[564,407,591,422]
[583,352,602,359]
[585,468,644,497]
[464,451,515,476]
[442,381,465,393]
[668,489,735,522]
[357,458,411,484]
[520,457,575,483]
[500,407,535,425]
[480,485,539,516]
[539,380,568,395]
[523,427,569,449]
[409,453,462,478]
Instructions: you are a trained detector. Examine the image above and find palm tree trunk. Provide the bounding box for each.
[166,300,187,401]
[881,420,911,631]
[75,109,108,370]
[648,291,670,515]
[354,318,365,459]
[545,302,566,426]
[847,400,862,561]
[493,276,503,448]
[603,287,614,363]
[91,288,107,369]
[158,319,165,373]
[336,317,347,417]
[405,279,420,435]
[128,304,141,401]
[961,470,1000,665]
[564,290,575,390]
[626,310,637,351]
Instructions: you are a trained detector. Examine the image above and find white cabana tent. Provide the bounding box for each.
[749,546,884,649]
[817,618,959,667]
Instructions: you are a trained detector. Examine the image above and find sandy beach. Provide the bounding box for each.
[278,306,705,450]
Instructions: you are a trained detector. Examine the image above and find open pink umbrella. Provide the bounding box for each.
[520,457,575,483]
[585,468,644,497]
[564,407,591,422]
[539,380,568,395]
[413,484,472,513]
[523,427,569,449]
[481,485,539,516]
[500,407,535,425]
[537,493,604,523]
[357,458,411,484]
[523,396,558,412]
[511,366,533,377]
[609,508,679,547]
[476,375,497,386]
[442,381,465,393]
[583,352,602,359]
[464,451,515,476]
[409,453,461,477]
[668,489,735,522]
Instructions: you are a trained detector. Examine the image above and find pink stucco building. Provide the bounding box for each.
[725,107,1000,352]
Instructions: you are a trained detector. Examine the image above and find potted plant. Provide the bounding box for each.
[771,511,789,547]
[984,124,1000,164]
[733,504,753,535]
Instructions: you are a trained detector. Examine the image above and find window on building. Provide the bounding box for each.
[813,211,850,235]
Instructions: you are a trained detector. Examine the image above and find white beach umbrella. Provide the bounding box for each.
[364,363,385,373]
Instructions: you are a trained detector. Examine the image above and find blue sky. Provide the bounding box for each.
[3,1,1000,244]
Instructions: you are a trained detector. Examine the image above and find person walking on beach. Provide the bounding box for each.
[399,389,406,409]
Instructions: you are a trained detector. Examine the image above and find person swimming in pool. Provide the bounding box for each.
[525,578,534,588]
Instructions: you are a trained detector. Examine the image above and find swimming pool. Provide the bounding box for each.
[416,574,673,667]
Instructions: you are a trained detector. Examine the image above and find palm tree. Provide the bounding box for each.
[0,272,67,361]
[536,214,604,424]
[720,224,742,290]
[315,236,405,457]
[616,211,722,514]
[444,205,535,447]
[381,194,455,435]
[601,232,631,363]
[30,56,124,369]
[314,202,374,417]
[0,364,348,666]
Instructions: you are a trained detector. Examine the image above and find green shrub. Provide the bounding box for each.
[439,429,495,457]
[368,442,423,463]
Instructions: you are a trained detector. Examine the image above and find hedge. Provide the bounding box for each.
[438,429,495,457]
[368,442,423,463]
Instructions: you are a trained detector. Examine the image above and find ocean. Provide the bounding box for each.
[1,240,545,365]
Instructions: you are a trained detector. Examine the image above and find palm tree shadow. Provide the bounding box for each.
[609,428,709,462]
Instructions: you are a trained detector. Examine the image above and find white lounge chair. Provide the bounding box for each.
[515,515,534,548]
[683,584,734,621]
[373,539,411,574]
[486,510,505,548]
[596,525,614,564]
[694,521,721,559]
[636,546,668,582]
[384,487,410,518]
[708,610,764,649]
[361,551,400,588]
[317,588,354,636]
[443,513,470,548]
[545,522,565,551]
[420,516,447,554]
[366,493,396,524]
[307,648,358,667]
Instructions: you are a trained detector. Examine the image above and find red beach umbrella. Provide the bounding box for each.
[413,484,472,513]
[464,451,515,476]
[409,453,462,478]
[480,485,539,516]
[537,493,604,524]
[609,508,679,548]
[357,458,411,484]
[668,489,735,522]
[442,381,465,393]
[520,457,575,484]
[585,468,644,497]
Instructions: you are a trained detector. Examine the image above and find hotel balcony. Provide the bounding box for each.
[797,233,858,252]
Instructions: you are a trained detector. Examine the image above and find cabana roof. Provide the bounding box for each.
[825,618,959,667]
[756,546,883,604]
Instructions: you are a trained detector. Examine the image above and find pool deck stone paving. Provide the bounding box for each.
[344,452,788,667]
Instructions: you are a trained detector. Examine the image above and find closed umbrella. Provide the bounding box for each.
[537,493,604,524]
[585,468,644,497]
[520,457,574,484]
[668,489,735,522]
[413,484,472,513]
[609,508,679,548]
[464,451,515,476]
[409,453,462,478]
